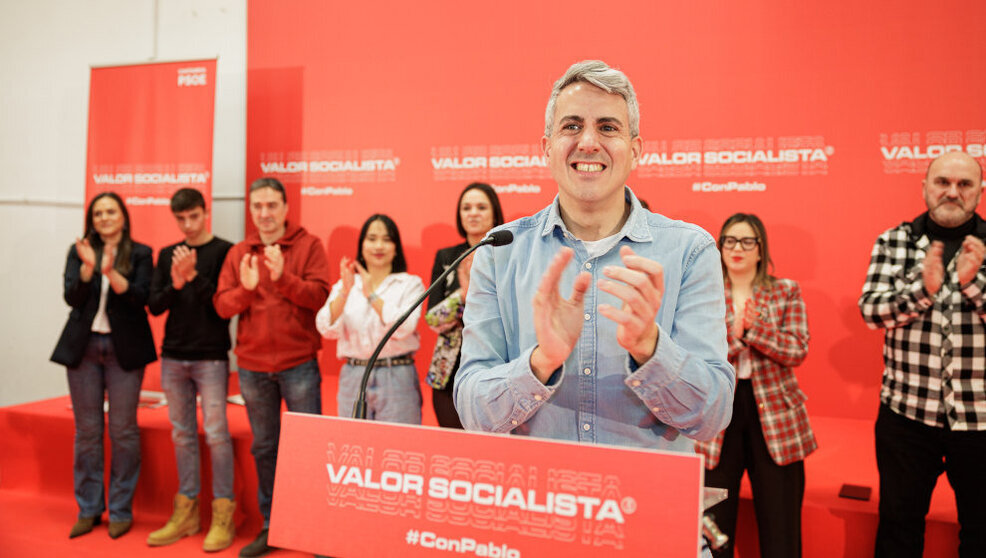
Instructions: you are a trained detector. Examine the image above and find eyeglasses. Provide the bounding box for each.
[721,236,759,251]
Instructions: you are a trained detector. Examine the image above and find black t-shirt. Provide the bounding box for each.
[148,236,234,360]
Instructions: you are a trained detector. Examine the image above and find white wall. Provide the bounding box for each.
[0,0,246,406]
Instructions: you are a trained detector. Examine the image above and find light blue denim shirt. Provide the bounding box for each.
[455,188,735,452]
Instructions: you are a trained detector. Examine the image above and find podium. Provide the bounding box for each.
[269,412,708,557]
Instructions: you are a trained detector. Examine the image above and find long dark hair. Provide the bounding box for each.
[718,212,773,288]
[85,192,134,276]
[356,214,407,273]
[455,182,504,239]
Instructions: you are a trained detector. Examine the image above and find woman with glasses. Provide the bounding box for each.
[316,214,425,423]
[696,213,816,558]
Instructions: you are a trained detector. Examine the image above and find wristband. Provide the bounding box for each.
[367,292,380,304]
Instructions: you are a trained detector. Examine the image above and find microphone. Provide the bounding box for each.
[485,230,513,247]
[352,230,514,419]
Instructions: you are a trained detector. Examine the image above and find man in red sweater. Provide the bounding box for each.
[214,177,330,557]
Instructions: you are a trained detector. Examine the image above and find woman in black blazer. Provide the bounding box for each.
[51,192,156,540]
[424,182,504,427]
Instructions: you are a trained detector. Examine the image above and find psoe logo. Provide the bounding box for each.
[177,67,208,87]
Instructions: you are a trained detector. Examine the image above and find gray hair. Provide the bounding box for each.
[544,60,640,138]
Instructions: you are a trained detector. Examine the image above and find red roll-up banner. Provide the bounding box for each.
[85,59,217,390]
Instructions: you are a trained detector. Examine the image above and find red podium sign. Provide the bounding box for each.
[270,413,704,557]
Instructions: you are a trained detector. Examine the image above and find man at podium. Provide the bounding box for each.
[455,60,734,453]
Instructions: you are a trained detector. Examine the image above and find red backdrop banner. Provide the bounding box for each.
[85,59,217,389]
[245,1,986,422]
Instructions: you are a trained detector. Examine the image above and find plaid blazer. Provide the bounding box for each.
[858,214,986,431]
[696,278,817,468]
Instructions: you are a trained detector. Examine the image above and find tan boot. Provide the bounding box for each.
[202,498,236,552]
[146,493,200,546]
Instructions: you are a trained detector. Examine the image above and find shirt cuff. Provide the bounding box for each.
[960,272,986,307]
[511,346,559,408]
[624,326,680,390]
[910,275,934,311]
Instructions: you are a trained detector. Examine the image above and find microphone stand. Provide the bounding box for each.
[351,234,502,419]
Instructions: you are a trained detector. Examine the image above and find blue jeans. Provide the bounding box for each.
[337,362,421,424]
[161,358,233,500]
[238,359,322,526]
[66,333,145,522]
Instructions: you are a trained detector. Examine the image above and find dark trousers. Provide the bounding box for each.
[705,380,805,558]
[874,404,986,558]
[432,369,463,429]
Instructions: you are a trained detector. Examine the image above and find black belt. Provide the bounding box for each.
[346,354,414,367]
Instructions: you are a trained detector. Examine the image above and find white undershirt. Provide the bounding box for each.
[732,298,752,379]
[90,274,111,333]
[582,232,622,260]
[736,347,752,379]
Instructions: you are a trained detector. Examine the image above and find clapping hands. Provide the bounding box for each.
[170,245,198,289]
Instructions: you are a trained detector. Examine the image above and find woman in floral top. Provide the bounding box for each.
[425,183,504,427]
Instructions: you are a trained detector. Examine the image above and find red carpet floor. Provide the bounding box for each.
[0,373,960,557]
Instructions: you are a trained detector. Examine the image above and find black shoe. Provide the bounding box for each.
[240,529,273,557]
[69,515,101,538]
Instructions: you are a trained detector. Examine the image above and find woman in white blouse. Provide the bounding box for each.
[316,214,425,423]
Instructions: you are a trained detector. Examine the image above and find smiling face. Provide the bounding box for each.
[923,152,983,228]
[91,196,125,242]
[459,188,495,242]
[361,219,396,272]
[721,221,761,277]
[541,82,641,209]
